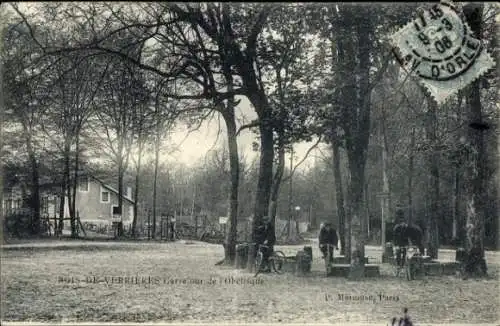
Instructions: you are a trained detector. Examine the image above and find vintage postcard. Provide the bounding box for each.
[1,2,498,326]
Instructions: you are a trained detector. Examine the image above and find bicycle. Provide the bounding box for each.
[392,245,422,281]
[254,244,286,277]
[321,243,336,275]
[456,249,487,280]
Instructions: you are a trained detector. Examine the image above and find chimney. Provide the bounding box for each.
[126,187,132,199]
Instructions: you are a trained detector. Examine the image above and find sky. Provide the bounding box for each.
[163,96,328,172]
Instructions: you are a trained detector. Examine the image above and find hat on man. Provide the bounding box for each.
[262,216,271,224]
[322,222,332,229]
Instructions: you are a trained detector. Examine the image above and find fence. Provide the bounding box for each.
[78,215,226,240]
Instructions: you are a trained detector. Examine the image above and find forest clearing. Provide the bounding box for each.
[1,240,499,324]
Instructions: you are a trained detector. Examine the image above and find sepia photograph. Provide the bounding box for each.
[1,2,498,325]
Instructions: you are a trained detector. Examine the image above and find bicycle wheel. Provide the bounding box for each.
[456,261,467,280]
[254,252,264,277]
[271,251,286,274]
[406,262,413,281]
[392,262,401,277]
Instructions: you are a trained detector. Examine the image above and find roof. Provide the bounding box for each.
[88,175,134,204]
[3,173,135,205]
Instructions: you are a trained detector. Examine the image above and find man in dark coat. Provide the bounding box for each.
[168,215,176,241]
[319,222,338,263]
[255,216,276,272]
[393,209,424,267]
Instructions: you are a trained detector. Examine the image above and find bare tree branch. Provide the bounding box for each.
[236,120,260,136]
[9,3,45,50]
[282,135,323,182]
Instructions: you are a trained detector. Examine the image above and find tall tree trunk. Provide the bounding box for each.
[454,94,464,245]
[269,139,285,228]
[332,138,346,255]
[426,98,440,259]
[152,134,160,240]
[66,141,74,225]
[287,146,293,239]
[58,181,66,235]
[28,152,40,235]
[251,112,274,243]
[269,67,290,232]
[310,156,318,230]
[452,169,459,241]
[381,121,394,228]
[221,107,239,264]
[364,181,370,239]
[0,56,3,236]
[347,11,373,278]
[408,127,416,225]
[380,132,390,249]
[21,119,40,235]
[70,136,80,238]
[463,2,487,273]
[117,137,125,237]
[215,41,242,264]
[346,158,366,279]
[131,140,144,238]
[59,139,71,235]
[380,107,391,249]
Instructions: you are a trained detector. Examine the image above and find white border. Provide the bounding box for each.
[2,323,499,326]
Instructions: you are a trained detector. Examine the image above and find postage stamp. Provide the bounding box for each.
[390,1,495,105]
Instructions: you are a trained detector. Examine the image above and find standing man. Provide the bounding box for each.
[255,216,276,272]
[393,208,408,268]
[169,215,176,241]
[319,222,338,263]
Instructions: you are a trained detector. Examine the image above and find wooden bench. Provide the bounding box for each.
[280,256,298,273]
[332,256,369,264]
[423,261,460,276]
[441,262,460,275]
[327,264,380,277]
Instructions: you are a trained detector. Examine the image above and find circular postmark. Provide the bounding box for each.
[395,3,484,81]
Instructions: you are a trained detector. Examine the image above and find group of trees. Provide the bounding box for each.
[1,3,497,277]
[2,3,181,237]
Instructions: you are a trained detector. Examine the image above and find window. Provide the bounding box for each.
[78,176,89,192]
[112,205,120,217]
[100,187,110,203]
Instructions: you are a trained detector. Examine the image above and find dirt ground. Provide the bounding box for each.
[1,240,499,324]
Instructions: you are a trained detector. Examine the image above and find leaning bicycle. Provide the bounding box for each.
[392,245,422,281]
[254,244,286,277]
[456,249,487,280]
[321,243,336,275]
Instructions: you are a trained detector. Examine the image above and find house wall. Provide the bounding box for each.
[3,178,134,230]
[63,178,134,226]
